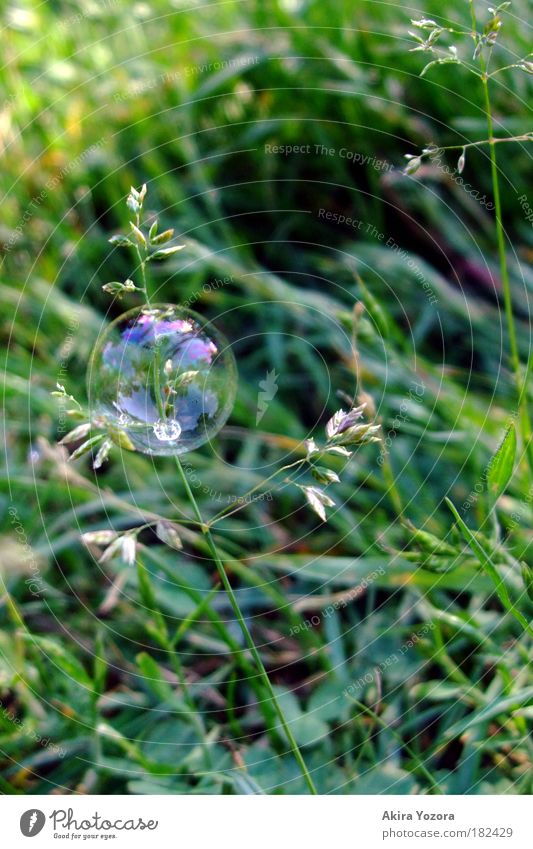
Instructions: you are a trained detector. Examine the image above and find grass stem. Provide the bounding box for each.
[174,455,318,794]
[473,3,533,483]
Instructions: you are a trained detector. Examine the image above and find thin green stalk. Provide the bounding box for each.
[432,621,481,693]
[130,184,316,790]
[174,455,318,794]
[208,458,305,526]
[380,449,404,517]
[152,341,165,420]
[482,84,533,480]
[134,209,152,307]
[468,0,477,34]
[134,244,151,307]
[472,4,533,481]
[227,557,334,673]
[434,134,533,153]
[90,692,103,788]
[350,298,403,518]
[480,76,520,376]
[171,581,221,649]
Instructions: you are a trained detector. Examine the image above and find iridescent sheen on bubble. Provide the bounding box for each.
[87,304,237,456]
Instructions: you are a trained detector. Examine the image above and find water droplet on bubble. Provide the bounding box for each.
[153,419,182,442]
[87,304,237,456]
[116,411,132,427]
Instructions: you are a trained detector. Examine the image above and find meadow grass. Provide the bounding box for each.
[0,0,532,794]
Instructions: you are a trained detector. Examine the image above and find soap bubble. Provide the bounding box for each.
[87,304,237,456]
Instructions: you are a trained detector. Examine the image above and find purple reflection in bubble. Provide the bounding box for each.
[122,313,195,345]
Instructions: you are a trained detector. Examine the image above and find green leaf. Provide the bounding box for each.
[168,370,199,392]
[521,562,533,602]
[127,195,140,215]
[350,766,416,795]
[410,680,472,703]
[444,686,533,739]
[403,520,457,555]
[151,228,174,245]
[155,521,183,550]
[68,434,105,460]
[102,279,138,296]
[130,222,147,246]
[299,485,335,522]
[59,422,91,444]
[21,635,92,688]
[311,465,340,485]
[420,56,460,77]
[487,422,516,501]
[51,382,82,409]
[108,234,133,247]
[109,427,136,451]
[148,245,185,261]
[136,559,168,642]
[272,686,329,748]
[136,652,173,701]
[404,155,422,175]
[82,529,118,546]
[445,498,533,637]
[357,275,389,339]
[93,630,107,695]
[308,678,350,723]
[99,535,136,566]
[93,438,113,470]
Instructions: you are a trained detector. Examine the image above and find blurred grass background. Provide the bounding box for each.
[0,0,532,794]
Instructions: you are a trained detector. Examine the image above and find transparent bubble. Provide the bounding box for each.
[87,304,237,456]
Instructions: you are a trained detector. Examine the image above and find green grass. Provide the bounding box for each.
[0,0,532,794]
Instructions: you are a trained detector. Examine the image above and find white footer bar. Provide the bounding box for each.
[2,794,530,848]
